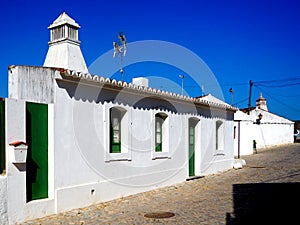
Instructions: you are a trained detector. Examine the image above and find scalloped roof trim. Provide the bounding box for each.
[60,69,238,111]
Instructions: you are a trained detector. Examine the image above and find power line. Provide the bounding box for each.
[264,93,300,98]
[234,97,248,106]
[220,82,248,87]
[254,86,300,113]
[254,82,300,88]
[253,76,300,85]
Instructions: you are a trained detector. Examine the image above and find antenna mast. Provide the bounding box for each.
[113,32,127,82]
[179,75,185,95]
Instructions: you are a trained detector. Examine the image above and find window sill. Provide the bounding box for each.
[151,151,171,160]
[105,153,132,162]
[214,150,225,156]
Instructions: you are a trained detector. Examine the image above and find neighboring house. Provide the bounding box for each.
[233,110,254,157]
[294,120,300,131]
[294,120,300,142]
[234,93,294,156]
[0,12,237,224]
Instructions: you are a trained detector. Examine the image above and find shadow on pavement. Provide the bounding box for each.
[226,183,300,224]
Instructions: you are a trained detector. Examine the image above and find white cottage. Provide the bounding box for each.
[234,93,294,156]
[0,12,237,224]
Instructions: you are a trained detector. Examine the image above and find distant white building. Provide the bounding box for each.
[234,93,294,157]
[0,12,237,224]
[233,110,254,157]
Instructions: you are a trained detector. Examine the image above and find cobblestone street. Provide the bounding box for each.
[21,144,300,225]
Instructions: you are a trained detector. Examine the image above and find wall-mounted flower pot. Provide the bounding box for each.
[9,141,28,163]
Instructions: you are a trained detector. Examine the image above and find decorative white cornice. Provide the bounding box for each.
[48,38,80,46]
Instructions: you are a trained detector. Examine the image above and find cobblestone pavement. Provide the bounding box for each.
[21,144,300,225]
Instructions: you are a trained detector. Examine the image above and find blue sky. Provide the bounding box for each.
[1,0,300,120]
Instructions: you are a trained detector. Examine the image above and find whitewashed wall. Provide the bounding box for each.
[0,176,8,225]
[234,121,254,156]
[234,109,294,157]
[250,109,294,149]
[53,74,235,213]
[4,99,55,225]
[234,111,255,156]
[253,123,294,148]
[53,88,187,212]
[5,66,236,223]
[200,118,234,175]
[8,66,55,104]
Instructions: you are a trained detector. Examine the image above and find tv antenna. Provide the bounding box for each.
[113,32,127,82]
[201,85,205,96]
[179,75,185,95]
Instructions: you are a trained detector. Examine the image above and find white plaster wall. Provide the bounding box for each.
[234,110,255,156]
[53,91,102,189]
[8,66,56,104]
[48,104,55,199]
[253,123,294,148]
[6,99,27,224]
[52,82,236,213]
[0,176,8,225]
[53,86,189,212]
[250,110,294,149]
[200,118,234,175]
[234,109,294,156]
[234,121,255,156]
[5,99,55,224]
[5,66,236,222]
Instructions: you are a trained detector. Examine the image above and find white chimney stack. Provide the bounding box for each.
[132,77,149,87]
[43,12,88,73]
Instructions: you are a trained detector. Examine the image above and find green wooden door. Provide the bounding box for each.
[0,99,5,174]
[189,122,195,176]
[26,102,48,202]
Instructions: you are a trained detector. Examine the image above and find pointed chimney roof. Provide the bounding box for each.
[256,92,268,111]
[48,12,80,29]
[47,12,81,45]
[258,92,266,100]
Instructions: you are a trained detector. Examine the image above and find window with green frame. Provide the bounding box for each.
[155,113,167,152]
[110,107,122,153]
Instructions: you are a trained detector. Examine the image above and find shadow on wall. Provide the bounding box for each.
[56,79,232,120]
[226,183,300,224]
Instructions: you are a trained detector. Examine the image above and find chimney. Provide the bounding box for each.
[132,77,149,87]
[43,12,88,73]
[256,92,268,111]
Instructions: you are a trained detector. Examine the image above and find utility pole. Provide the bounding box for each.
[248,80,253,114]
